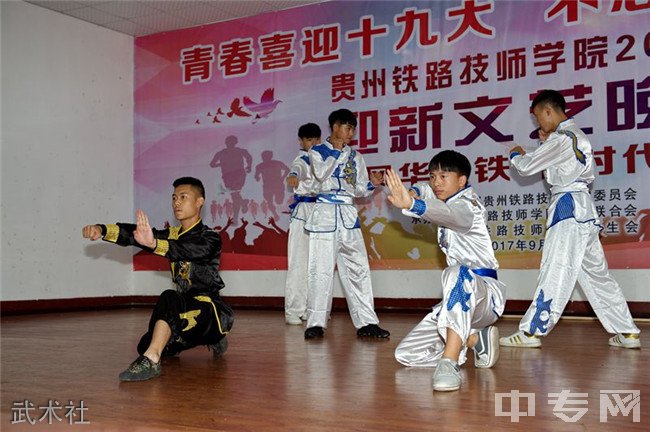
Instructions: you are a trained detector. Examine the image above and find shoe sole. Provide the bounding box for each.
[211,338,229,358]
[433,383,460,392]
[286,319,303,325]
[304,328,324,339]
[356,325,390,338]
[609,340,641,349]
[119,371,161,382]
[499,336,542,348]
[475,326,499,369]
[357,334,390,338]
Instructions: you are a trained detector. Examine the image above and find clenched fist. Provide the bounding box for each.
[82,225,102,241]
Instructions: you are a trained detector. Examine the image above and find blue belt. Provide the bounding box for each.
[288,195,317,210]
[316,194,353,204]
[471,268,498,279]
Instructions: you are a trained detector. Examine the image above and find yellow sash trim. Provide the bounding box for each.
[103,224,120,243]
[171,219,202,239]
[168,226,181,240]
[156,219,202,256]
[194,295,229,335]
[153,239,170,256]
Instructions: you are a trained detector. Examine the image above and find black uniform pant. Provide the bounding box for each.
[137,289,234,356]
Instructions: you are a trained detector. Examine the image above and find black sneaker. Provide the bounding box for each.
[304,326,324,339]
[357,324,390,339]
[119,355,161,382]
[209,337,229,358]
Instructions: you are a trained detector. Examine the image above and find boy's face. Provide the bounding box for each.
[532,104,558,134]
[299,137,320,151]
[331,122,356,144]
[172,184,204,223]
[429,169,467,201]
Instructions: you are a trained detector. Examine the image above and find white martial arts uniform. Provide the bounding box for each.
[285,150,318,322]
[304,139,380,329]
[395,184,506,367]
[510,118,639,336]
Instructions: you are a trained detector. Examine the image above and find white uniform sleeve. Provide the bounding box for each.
[510,132,576,176]
[409,197,474,233]
[353,151,374,198]
[288,157,306,179]
[409,182,435,199]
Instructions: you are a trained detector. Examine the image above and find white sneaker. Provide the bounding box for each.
[432,358,461,392]
[474,326,499,368]
[285,315,303,325]
[609,333,641,349]
[499,330,542,348]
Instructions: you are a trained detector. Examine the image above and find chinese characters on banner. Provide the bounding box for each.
[134,0,650,271]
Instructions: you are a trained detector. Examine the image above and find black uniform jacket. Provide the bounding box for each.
[100,219,225,295]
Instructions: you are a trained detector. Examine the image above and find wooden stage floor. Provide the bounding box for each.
[1,309,648,431]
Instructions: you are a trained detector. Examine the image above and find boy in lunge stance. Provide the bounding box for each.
[82,177,234,381]
[385,151,505,391]
[285,123,321,325]
[500,89,640,349]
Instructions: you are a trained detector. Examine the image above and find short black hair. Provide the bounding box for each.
[173,177,205,198]
[428,150,471,181]
[298,123,321,139]
[328,109,357,129]
[531,89,566,113]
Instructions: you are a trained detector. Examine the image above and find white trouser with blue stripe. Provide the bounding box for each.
[395,265,504,367]
[285,198,316,321]
[518,217,639,336]
[305,198,380,329]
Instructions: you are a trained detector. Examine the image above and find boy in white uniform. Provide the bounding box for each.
[501,89,640,349]
[385,150,505,391]
[304,109,389,339]
[285,123,321,325]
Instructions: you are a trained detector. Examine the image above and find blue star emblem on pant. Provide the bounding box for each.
[446,266,473,312]
[529,289,553,335]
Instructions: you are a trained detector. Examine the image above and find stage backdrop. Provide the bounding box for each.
[134,0,649,271]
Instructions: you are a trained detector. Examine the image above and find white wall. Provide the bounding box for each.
[2,1,648,306]
[1,1,134,301]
